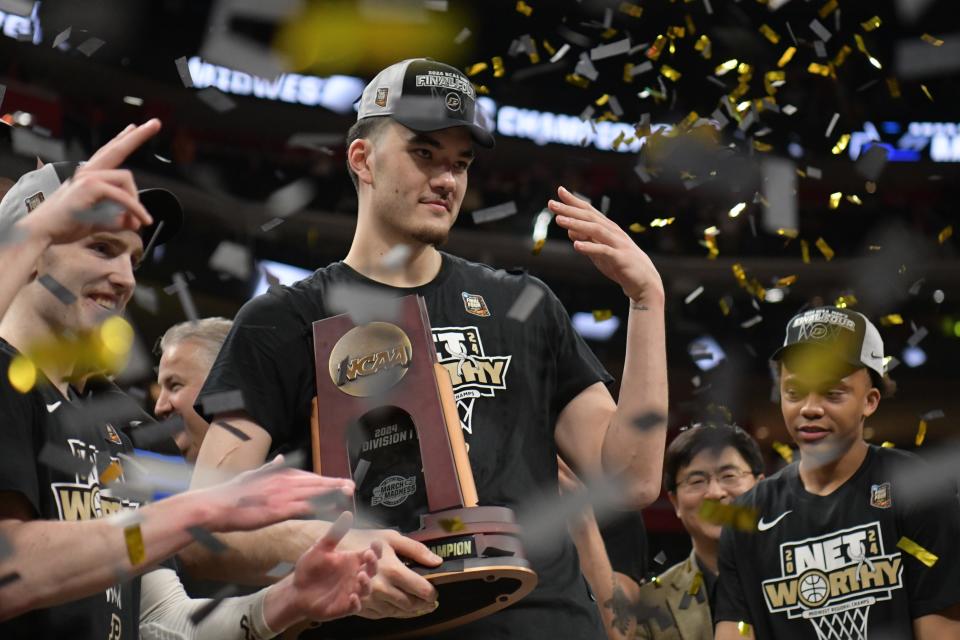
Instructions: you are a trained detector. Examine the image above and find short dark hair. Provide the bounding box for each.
[664,424,764,493]
[345,116,392,191]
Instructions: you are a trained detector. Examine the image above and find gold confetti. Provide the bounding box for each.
[629,222,646,233]
[818,0,838,18]
[593,309,613,322]
[515,0,533,16]
[492,56,505,77]
[660,64,682,81]
[829,192,842,209]
[728,202,747,218]
[880,314,904,326]
[915,420,927,446]
[777,46,797,68]
[835,294,857,308]
[921,33,944,46]
[532,238,545,255]
[719,298,731,316]
[832,45,853,68]
[831,134,850,155]
[466,62,488,76]
[474,84,490,95]
[667,25,685,39]
[542,40,556,56]
[601,27,618,40]
[921,84,933,101]
[647,35,667,60]
[861,16,882,31]
[777,228,798,239]
[699,499,758,531]
[815,237,835,261]
[738,621,752,637]
[565,73,589,89]
[808,62,833,77]
[595,94,610,106]
[854,34,882,69]
[685,14,697,36]
[777,275,797,287]
[897,536,938,568]
[440,517,465,532]
[619,1,642,17]
[737,62,753,76]
[772,441,794,463]
[124,524,146,565]
[100,460,123,484]
[764,70,785,94]
[759,24,780,44]
[611,131,626,150]
[886,77,901,98]
[801,239,811,264]
[846,195,863,205]
[939,225,953,244]
[623,63,635,82]
[650,217,675,227]
[694,34,712,59]
[527,39,540,64]
[8,356,37,393]
[688,571,703,595]
[881,441,895,448]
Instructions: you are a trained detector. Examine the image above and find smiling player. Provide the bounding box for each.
[714,306,960,639]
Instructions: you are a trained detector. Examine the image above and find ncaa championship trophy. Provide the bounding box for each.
[306,294,537,638]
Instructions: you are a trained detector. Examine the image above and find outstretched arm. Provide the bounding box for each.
[0,456,352,621]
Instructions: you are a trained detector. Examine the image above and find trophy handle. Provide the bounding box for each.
[433,363,478,508]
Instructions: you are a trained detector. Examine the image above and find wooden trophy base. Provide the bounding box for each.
[303,507,537,639]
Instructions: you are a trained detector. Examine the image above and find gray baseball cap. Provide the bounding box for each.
[771,306,885,379]
[357,58,495,148]
[0,161,182,259]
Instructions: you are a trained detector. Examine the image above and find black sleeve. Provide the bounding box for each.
[196,288,316,448]
[600,512,648,581]
[0,353,41,515]
[714,526,752,624]
[897,476,960,618]
[541,281,614,417]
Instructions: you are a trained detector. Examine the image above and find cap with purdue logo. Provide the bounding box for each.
[771,306,885,379]
[356,58,495,148]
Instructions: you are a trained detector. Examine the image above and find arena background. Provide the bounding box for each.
[2,0,958,571]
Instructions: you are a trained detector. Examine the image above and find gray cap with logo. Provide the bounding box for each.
[356,58,495,148]
[771,306,885,379]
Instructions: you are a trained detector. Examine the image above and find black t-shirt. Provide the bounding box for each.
[715,445,960,639]
[199,252,614,638]
[0,338,144,640]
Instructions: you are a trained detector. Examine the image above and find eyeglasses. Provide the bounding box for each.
[676,468,755,493]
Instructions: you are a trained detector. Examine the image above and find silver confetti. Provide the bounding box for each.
[549,43,570,63]
[38,274,77,305]
[0,0,34,16]
[506,283,544,322]
[809,19,832,42]
[265,562,295,579]
[174,56,193,88]
[740,315,763,328]
[453,27,471,44]
[76,37,105,57]
[326,282,400,324]
[590,38,631,61]
[132,285,158,314]
[574,54,599,81]
[209,241,252,280]
[684,286,704,304]
[630,60,654,77]
[472,201,517,224]
[196,87,237,113]
[825,112,840,138]
[266,178,316,218]
[380,244,411,272]
[260,217,285,232]
[170,272,199,322]
[52,26,71,48]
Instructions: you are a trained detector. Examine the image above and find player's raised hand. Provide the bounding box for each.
[549,186,664,305]
[79,119,162,174]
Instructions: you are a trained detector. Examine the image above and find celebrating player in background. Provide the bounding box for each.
[0,123,380,638]
[715,307,960,639]
[154,317,233,462]
[186,57,668,638]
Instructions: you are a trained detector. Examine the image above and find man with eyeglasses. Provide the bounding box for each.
[630,423,764,639]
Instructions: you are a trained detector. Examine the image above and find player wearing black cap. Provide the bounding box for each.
[714,306,960,639]
[188,57,669,639]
